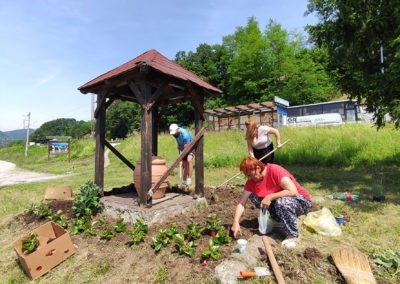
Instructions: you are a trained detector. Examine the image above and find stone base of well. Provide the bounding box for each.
[101,191,206,226]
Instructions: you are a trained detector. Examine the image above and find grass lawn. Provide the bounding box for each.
[0,124,399,283]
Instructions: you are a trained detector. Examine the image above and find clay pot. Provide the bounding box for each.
[134,156,169,199]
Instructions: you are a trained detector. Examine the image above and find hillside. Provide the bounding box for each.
[0,128,35,143]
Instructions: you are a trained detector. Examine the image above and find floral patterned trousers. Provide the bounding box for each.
[249,194,312,238]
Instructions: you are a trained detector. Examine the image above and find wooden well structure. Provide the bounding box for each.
[78,49,222,207]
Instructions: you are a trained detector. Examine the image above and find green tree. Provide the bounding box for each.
[306,0,400,127]
[106,101,140,139]
[68,121,91,139]
[30,118,77,143]
[222,18,338,106]
[224,17,270,105]
[175,43,231,109]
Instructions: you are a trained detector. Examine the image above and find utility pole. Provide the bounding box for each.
[24,112,31,157]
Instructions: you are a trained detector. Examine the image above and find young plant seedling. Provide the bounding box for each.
[173,234,196,257]
[22,233,40,254]
[184,219,202,241]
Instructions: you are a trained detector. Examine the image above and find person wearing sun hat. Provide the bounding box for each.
[169,123,195,187]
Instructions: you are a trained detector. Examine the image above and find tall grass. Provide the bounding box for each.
[1,123,398,171]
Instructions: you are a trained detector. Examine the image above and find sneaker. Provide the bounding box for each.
[282,237,299,249]
[186,178,192,185]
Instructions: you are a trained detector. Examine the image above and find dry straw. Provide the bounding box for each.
[331,247,376,284]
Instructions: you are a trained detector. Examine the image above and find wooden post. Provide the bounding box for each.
[94,93,106,194]
[194,95,204,197]
[152,105,159,156]
[139,81,153,207]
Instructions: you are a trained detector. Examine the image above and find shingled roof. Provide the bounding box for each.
[78,49,222,95]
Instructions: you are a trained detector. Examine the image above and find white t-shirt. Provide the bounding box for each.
[251,125,272,149]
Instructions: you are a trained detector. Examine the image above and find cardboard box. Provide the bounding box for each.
[13,221,76,280]
[44,185,73,200]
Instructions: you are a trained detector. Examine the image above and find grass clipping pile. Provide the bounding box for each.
[15,185,344,283]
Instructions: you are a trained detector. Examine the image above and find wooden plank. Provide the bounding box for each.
[104,140,135,171]
[147,127,205,199]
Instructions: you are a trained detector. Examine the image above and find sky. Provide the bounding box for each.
[0,0,317,132]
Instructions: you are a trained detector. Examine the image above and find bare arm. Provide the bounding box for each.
[268,127,282,148]
[246,140,255,157]
[261,177,298,208]
[231,190,251,238]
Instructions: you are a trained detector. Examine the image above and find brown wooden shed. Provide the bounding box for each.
[78,49,222,207]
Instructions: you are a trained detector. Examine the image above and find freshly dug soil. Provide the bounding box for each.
[15,185,343,283]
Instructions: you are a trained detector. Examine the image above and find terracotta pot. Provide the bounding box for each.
[134,156,169,199]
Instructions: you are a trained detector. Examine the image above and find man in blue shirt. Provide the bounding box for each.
[169,123,194,187]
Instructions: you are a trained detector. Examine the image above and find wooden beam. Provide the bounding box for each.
[145,82,166,111]
[189,89,205,120]
[147,127,205,199]
[128,81,145,105]
[104,140,135,171]
[94,92,108,118]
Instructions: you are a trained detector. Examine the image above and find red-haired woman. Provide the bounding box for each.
[231,157,312,248]
[245,119,282,164]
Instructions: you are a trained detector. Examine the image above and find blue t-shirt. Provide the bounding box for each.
[175,128,192,151]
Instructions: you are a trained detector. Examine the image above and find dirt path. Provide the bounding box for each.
[0,143,120,187]
[0,160,72,187]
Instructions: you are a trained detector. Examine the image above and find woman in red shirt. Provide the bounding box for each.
[231,157,312,248]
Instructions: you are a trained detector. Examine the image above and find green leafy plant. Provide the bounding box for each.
[201,238,221,260]
[127,229,146,246]
[49,210,68,228]
[152,223,178,252]
[173,234,196,257]
[373,249,400,276]
[133,219,148,233]
[114,217,126,233]
[26,201,52,218]
[332,204,344,217]
[165,222,178,237]
[152,229,172,253]
[206,213,222,232]
[183,219,202,241]
[71,215,96,236]
[21,233,39,254]
[127,219,148,246]
[100,224,116,241]
[154,264,168,283]
[212,226,230,245]
[72,180,104,218]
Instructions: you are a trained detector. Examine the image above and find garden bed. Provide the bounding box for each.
[14,186,346,283]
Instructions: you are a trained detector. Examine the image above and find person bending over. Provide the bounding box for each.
[169,123,194,187]
[231,157,312,248]
[245,119,282,164]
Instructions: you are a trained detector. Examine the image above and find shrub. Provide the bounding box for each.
[72,180,103,218]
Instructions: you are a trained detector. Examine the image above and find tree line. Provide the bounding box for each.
[30,1,400,142]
